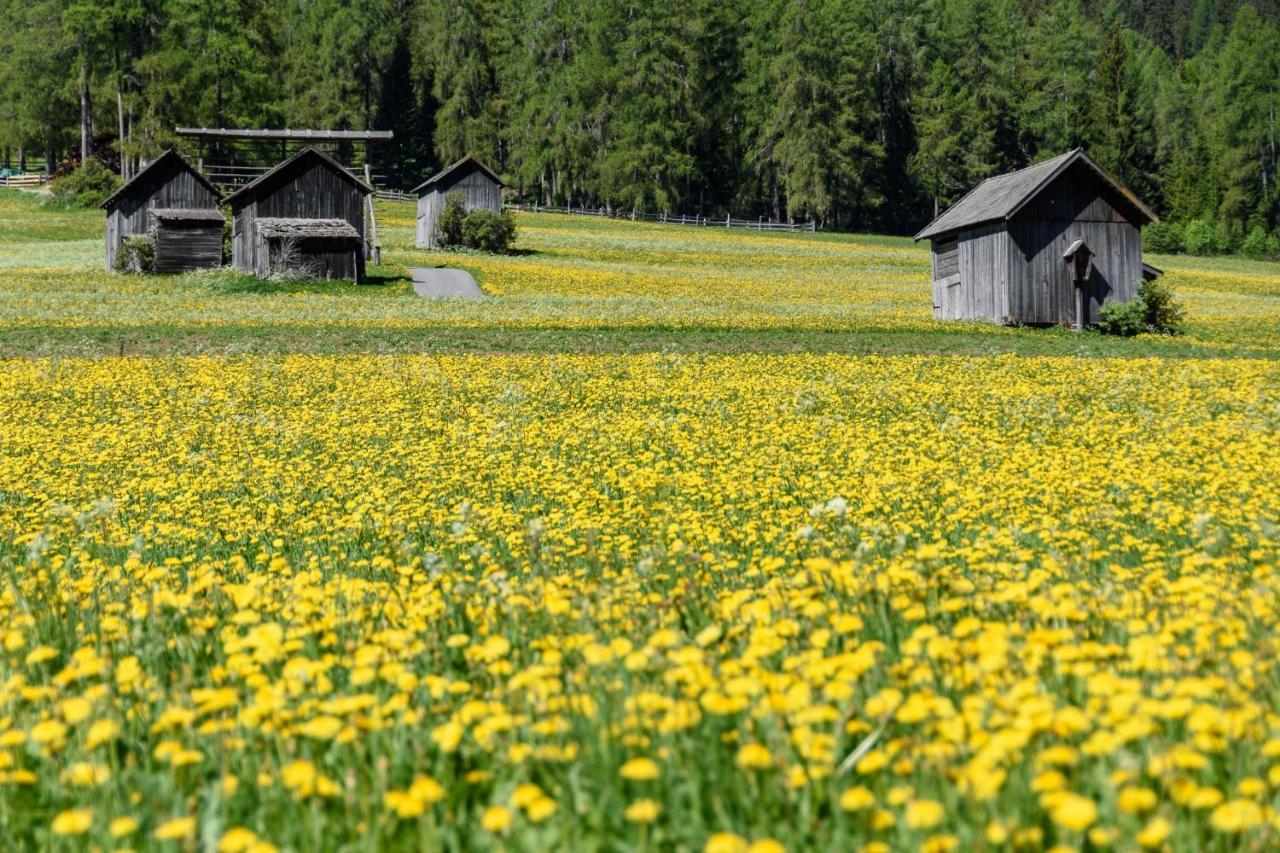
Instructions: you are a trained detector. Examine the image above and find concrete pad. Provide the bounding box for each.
[410,267,484,299]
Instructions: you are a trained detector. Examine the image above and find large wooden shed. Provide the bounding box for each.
[414,155,504,249]
[914,149,1159,327]
[102,150,224,272]
[224,146,372,281]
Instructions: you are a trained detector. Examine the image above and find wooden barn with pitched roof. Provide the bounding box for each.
[225,146,372,282]
[414,155,505,249]
[914,149,1161,328]
[102,149,224,273]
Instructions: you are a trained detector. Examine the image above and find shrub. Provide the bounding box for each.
[1240,226,1280,260]
[1139,277,1184,334]
[49,159,122,209]
[460,208,517,253]
[1095,278,1185,337]
[1181,217,1227,255]
[435,193,467,248]
[1095,295,1148,336]
[113,235,155,274]
[434,193,517,253]
[1142,221,1183,254]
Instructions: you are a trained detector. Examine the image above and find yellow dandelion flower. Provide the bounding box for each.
[1051,793,1097,832]
[153,815,196,840]
[705,833,750,853]
[481,806,512,833]
[624,799,662,823]
[51,809,93,836]
[905,799,945,830]
[620,757,660,781]
[1210,800,1264,833]
[736,743,773,770]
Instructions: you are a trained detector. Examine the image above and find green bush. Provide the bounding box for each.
[460,208,517,252]
[434,193,517,253]
[1181,217,1227,255]
[49,159,122,209]
[1094,278,1185,337]
[1095,295,1149,336]
[1240,226,1280,260]
[113,235,155,274]
[435,193,467,248]
[1142,221,1183,254]
[1139,277,1184,334]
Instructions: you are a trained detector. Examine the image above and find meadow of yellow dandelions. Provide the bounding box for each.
[1,352,1279,850]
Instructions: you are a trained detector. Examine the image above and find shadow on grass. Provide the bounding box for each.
[201,267,411,295]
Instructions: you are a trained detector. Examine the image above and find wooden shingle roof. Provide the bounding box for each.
[150,207,224,222]
[255,217,360,239]
[223,147,372,205]
[914,149,1157,241]
[412,155,505,194]
[101,149,223,209]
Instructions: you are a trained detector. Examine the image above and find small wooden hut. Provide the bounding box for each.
[414,155,504,249]
[102,150,224,272]
[914,149,1160,328]
[224,146,372,281]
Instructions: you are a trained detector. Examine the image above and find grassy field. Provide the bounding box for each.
[3,189,1280,851]
[3,190,1280,357]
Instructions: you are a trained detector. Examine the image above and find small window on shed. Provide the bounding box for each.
[934,237,959,279]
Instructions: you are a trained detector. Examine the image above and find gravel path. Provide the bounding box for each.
[409,267,484,300]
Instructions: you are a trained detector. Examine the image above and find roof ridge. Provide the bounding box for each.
[101,149,223,209]
[224,147,373,204]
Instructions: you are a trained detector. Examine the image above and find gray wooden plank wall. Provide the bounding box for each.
[232,157,366,281]
[416,169,503,248]
[151,223,223,273]
[105,160,219,270]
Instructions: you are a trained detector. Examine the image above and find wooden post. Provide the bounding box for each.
[1063,239,1093,332]
[364,162,381,266]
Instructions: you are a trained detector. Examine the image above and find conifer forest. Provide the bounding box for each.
[1,0,1277,239]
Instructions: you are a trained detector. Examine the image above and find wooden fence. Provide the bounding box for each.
[510,203,817,232]
[371,191,817,233]
[0,174,47,188]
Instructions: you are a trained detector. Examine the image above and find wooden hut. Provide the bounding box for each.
[914,149,1159,328]
[224,146,372,282]
[102,150,224,272]
[413,155,504,249]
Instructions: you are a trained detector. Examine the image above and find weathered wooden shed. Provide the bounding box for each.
[102,150,224,272]
[914,149,1159,327]
[413,155,505,249]
[224,146,372,281]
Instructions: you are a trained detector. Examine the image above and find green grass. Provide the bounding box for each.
[2,188,1280,358]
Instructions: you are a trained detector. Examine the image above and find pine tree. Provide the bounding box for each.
[598,0,699,213]
[1020,0,1097,157]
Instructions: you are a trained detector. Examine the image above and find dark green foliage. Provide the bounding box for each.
[1095,278,1185,336]
[1095,296,1150,336]
[113,235,154,273]
[3,0,1280,242]
[460,208,517,253]
[1140,278,1184,334]
[436,194,517,253]
[1241,226,1280,259]
[435,193,467,249]
[49,159,121,208]
[1143,221,1184,253]
[1181,217,1228,255]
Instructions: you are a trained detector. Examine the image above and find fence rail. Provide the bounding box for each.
[369,194,818,233]
[0,173,47,188]
[509,203,817,232]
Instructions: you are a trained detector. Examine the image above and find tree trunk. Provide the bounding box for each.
[117,86,128,180]
[19,147,26,171]
[79,61,94,163]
